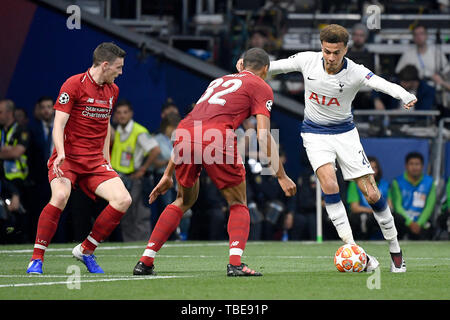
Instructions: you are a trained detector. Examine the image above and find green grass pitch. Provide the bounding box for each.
[0,240,448,300]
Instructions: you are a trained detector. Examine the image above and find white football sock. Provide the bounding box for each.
[325,201,355,245]
[372,205,401,253]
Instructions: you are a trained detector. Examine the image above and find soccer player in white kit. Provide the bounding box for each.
[238,24,416,272]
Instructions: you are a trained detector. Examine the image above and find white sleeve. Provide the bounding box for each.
[137,132,159,153]
[364,73,417,105]
[268,51,314,76]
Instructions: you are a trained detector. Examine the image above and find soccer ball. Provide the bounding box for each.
[334,244,367,273]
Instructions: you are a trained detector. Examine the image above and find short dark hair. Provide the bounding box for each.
[160,112,181,133]
[405,152,424,164]
[161,98,179,113]
[320,24,349,46]
[93,42,126,66]
[37,96,54,104]
[115,99,133,111]
[398,65,420,82]
[243,47,270,71]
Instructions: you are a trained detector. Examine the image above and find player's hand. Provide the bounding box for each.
[403,99,417,109]
[53,154,65,178]
[130,168,146,180]
[409,221,421,235]
[149,175,173,204]
[236,58,244,72]
[278,175,297,197]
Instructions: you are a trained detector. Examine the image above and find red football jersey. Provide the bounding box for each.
[177,70,273,141]
[53,69,119,158]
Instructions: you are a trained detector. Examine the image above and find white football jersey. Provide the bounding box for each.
[269,51,416,134]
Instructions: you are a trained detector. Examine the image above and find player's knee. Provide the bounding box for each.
[321,180,340,194]
[363,188,380,204]
[50,189,70,208]
[113,192,132,211]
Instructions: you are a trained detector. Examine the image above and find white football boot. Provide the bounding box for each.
[365,254,380,272]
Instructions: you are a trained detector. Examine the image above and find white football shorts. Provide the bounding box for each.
[301,128,374,180]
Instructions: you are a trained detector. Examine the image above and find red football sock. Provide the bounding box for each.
[31,203,62,261]
[227,204,250,266]
[81,204,125,254]
[140,204,184,266]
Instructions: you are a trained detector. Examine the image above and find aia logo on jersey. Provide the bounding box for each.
[309,92,340,106]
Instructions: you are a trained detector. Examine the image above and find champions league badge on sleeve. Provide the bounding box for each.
[58,92,70,104]
[365,72,374,80]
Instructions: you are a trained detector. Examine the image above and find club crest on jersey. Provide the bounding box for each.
[309,92,340,106]
[266,100,273,112]
[59,92,70,104]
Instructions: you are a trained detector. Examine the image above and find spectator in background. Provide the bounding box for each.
[347,23,376,110]
[389,152,436,240]
[14,108,29,127]
[395,24,450,89]
[246,149,293,240]
[347,156,389,240]
[0,99,31,242]
[160,98,180,120]
[285,171,317,240]
[0,177,22,243]
[347,23,374,71]
[111,100,160,241]
[27,96,55,241]
[189,170,228,240]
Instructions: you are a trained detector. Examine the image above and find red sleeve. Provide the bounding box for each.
[54,77,79,114]
[113,84,119,108]
[250,80,273,118]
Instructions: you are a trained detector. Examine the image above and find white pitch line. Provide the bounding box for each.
[0,275,192,288]
[0,242,231,254]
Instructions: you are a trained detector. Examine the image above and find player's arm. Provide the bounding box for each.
[0,141,26,160]
[416,183,436,228]
[362,71,417,109]
[255,114,296,197]
[236,52,309,76]
[52,110,70,177]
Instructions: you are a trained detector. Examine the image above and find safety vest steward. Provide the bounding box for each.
[1,123,28,180]
[111,122,149,174]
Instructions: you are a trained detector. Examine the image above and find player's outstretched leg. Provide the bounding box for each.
[356,175,405,273]
[134,180,199,275]
[370,197,406,272]
[27,178,71,274]
[133,204,184,275]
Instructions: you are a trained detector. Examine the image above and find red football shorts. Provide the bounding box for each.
[48,154,119,200]
[173,138,245,190]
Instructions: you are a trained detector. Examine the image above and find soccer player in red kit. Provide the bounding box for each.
[26,42,132,274]
[133,48,297,277]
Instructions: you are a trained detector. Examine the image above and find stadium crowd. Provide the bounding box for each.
[1,0,449,244]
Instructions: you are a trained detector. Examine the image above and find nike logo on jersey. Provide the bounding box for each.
[307,76,316,80]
